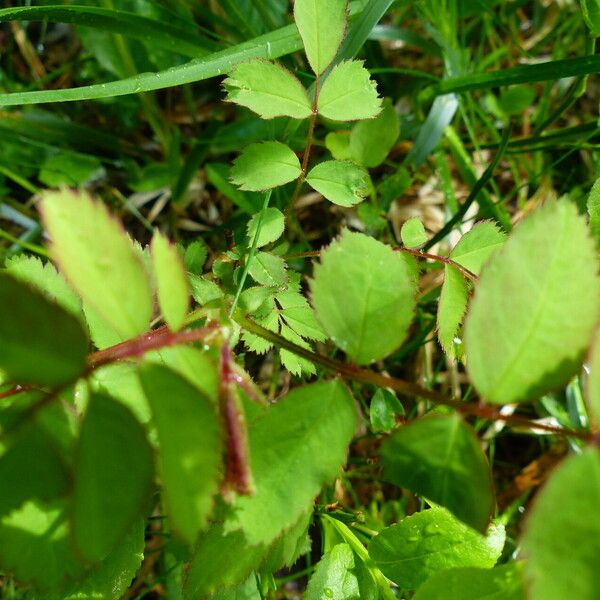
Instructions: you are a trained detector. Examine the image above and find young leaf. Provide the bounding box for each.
[247,251,288,286]
[224,380,357,545]
[401,217,428,248]
[247,207,285,247]
[71,393,154,562]
[370,388,404,433]
[317,61,382,121]
[587,176,600,249]
[437,265,469,357]
[230,142,301,191]
[279,323,316,376]
[381,414,494,532]
[184,240,208,274]
[294,0,347,75]
[311,230,417,364]
[587,328,600,423]
[450,221,506,275]
[306,160,369,207]
[413,563,525,600]
[151,230,190,332]
[40,189,153,339]
[368,507,505,590]
[0,273,88,386]
[224,59,312,119]
[138,364,222,546]
[348,98,400,168]
[464,201,600,404]
[522,448,600,600]
[325,131,352,161]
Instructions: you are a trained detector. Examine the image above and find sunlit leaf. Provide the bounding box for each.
[401,217,427,248]
[306,160,369,207]
[450,221,506,275]
[247,207,285,247]
[437,265,469,358]
[248,251,288,286]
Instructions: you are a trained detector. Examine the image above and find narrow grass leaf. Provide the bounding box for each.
[40,189,153,340]
[465,201,600,404]
[224,60,312,119]
[151,231,190,332]
[306,160,369,207]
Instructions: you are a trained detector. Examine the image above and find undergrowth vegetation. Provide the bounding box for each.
[1,0,600,599]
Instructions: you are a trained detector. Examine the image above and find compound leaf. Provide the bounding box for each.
[247,207,285,247]
[311,230,416,364]
[381,414,494,532]
[40,189,153,339]
[230,142,301,191]
[317,60,381,121]
[224,59,312,119]
[306,160,369,207]
[464,201,600,404]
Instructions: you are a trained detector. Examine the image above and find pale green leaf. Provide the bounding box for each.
[522,448,600,600]
[139,364,222,545]
[152,231,190,332]
[224,59,312,119]
[190,274,224,306]
[71,393,154,562]
[224,380,356,545]
[248,251,288,286]
[247,207,285,247]
[230,142,301,191]
[368,507,505,590]
[450,221,506,275]
[401,217,427,248]
[311,230,416,364]
[279,324,316,376]
[83,303,124,349]
[381,414,494,532]
[294,0,347,75]
[369,388,404,433]
[587,176,600,249]
[437,265,469,357]
[587,327,600,423]
[275,289,326,341]
[306,160,369,207]
[413,563,525,600]
[40,189,153,339]
[317,61,382,121]
[464,201,600,404]
[304,544,363,600]
[0,273,88,386]
[349,98,400,167]
[325,131,352,161]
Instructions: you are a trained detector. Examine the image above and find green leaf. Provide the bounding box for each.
[39,151,103,187]
[224,380,356,545]
[275,289,326,342]
[247,207,285,247]
[40,189,153,340]
[587,327,600,423]
[581,0,600,36]
[279,324,316,376]
[401,218,428,248]
[311,230,416,364]
[450,221,506,275]
[231,142,301,191]
[317,61,382,121]
[348,98,400,167]
[304,543,367,600]
[369,388,404,433]
[209,575,261,600]
[325,131,352,161]
[71,393,154,562]
[368,507,505,590]
[587,176,600,249]
[224,59,312,119]
[413,563,525,600]
[184,240,208,275]
[306,160,369,207]
[0,273,88,386]
[464,201,600,404]
[138,364,222,546]
[248,251,288,286]
[151,231,190,332]
[190,274,224,306]
[522,448,600,600]
[294,0,347,75]
[437,265,469,358]
[381,414,494,532]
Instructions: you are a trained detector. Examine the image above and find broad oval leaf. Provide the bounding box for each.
[40,189,153,339]
[247,207,285,247]
[437,265,469,358]
[294,0,347,75]
[311,230,417,364]
[151,230,190,332]
[230,141,301,191]
[401,217,427,248]
[224,380,356,545]
[138,363,222,546]
[413,563,525,600]
[522,448,600,600]
[0,273,88,386]
[317,60,382,121]
[381,414,494,532]
[306,160,369,207]
[71,393,154,562]
[248,251,288,286]
[450,221,506,275]
[224,59,312,119]
[368,507,505,590]
[464,201,600,404]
